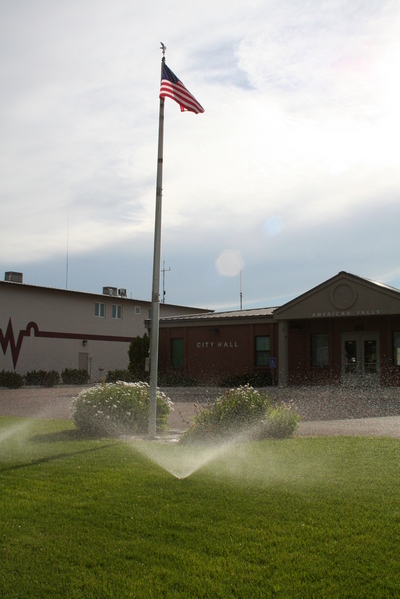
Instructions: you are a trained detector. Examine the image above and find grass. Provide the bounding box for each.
[0,417,400,598]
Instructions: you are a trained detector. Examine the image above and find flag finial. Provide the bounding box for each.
[160,42,166,57]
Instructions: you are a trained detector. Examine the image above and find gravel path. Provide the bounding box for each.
[0,385,399,437]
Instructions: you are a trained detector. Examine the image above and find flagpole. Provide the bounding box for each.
[148,46,166,438]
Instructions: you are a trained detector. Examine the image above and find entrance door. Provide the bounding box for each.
[78,352,89,371]
[341,333,379,386]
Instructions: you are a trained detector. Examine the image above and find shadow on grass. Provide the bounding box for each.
[0,442,120,473]
[29,428,109,443]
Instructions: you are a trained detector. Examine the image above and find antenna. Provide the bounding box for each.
[161,258,171,304]
[240,270,243,310]
[66,207,69,289]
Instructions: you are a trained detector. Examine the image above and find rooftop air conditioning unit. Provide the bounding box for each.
[5,271,23,283]
[102,286,118,296]
[118,288,127,297]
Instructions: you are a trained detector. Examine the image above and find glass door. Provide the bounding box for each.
[364,339,377,374]
[341,333,379,386]
[344,340,358,375]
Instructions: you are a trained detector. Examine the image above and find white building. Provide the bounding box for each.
[0,273,210,381]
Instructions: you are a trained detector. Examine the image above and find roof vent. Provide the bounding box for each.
[5,271,23,283]
[118,288,127,297]
[102,286,118,296]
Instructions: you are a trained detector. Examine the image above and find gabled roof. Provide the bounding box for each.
[362,276,400,294]
[274,271,400,320]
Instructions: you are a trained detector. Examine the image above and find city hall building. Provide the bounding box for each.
[157,272,400,387]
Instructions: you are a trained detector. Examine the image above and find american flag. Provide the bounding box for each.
[159,64,204,114]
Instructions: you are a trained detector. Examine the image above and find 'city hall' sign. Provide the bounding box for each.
[196,341,239,348]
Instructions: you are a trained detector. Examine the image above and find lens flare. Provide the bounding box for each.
[215,250,244,277]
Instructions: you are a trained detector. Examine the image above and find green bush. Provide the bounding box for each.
[252,403,300,440]
[129,371,150,383]
[25,370,60,387]
[61,368,90,385]
[0,370,23,389]
[105,369,134,383]
[180,385,299,444]
[219,371,273,387]
[109,369,199,386]
[72,381,172,437]
[158,372,197,387]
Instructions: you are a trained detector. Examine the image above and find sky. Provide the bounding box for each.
[1,0,400,311]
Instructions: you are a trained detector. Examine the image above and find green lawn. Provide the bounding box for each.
[0,416,399,598]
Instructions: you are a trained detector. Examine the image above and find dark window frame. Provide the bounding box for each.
[311,333,329,367]
[111,304,122,319]
[393,332,400,366]
[171,338,184,368]
[94,302,105,318]
[255,335,271,367]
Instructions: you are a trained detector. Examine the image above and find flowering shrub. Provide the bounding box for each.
[180,385,299,444]
[72,381,172,437]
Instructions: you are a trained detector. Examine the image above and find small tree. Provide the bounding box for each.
[128,334,150,381]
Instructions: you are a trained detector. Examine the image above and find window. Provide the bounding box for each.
[311,334,329,366]
[148,309,152,320]
[112,304,122,319]
[394,332,400,366]
[135,306,141,315]
[171,338,184,368]
[94,302,105,318]
[255,336,270,366]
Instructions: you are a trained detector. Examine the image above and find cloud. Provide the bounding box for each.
[1,0,400,310]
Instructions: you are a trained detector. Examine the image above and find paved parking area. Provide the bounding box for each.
[0,385,399,436]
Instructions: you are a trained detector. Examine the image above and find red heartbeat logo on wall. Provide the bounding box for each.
[0,320,40,369]
[0,319,134,369]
